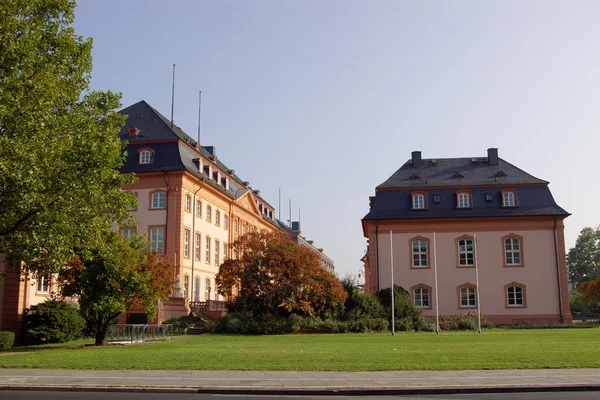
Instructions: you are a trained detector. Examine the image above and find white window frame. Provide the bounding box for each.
[206,206,212,222]
[195,233,201,260]
[503,192,515,207]
[151,192,165,209]
[215,210,220,226]
[214,239,220,265]
[507,286,524,307]
[139,150,151,164]
[204,278,210,301]
[205,237,211,263]
[505,238,521,265]
[460,287,477,307]
[195,200,202,217]
[414,287,430,308]
[150,227,164,255]
[185,194,191,212]
[457,193,470,208]
[413,194,425,209]
[223,215,228,230]
[223,243,228,261]
[458,238,475,266]
[183,229,190,258]
[121,227,136,239]
[412,240,428,267]
[37,275,50,294]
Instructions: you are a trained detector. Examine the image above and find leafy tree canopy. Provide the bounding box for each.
[216,231,347,317]
[0,0,134,274]
[58,232,173,345]
[567,227,600,285]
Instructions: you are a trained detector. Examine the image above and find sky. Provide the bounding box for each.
[74,1,600,281]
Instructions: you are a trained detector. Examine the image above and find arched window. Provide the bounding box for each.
[503,235,524,267]
[205,278,211,301]
[185,194,191,212]
[206,205,212,222]
[411,284,432,308]
[139,150,151,164]
[458,284,477,308]
[456,236,475,266]
[215,210,220,226]
[410,237,430,268]
[195,200,202,217]
[150,191,166,209]
[194,277,200,302]
[505,283,526,307]
[233,219,238,233]
[223,214,229,230]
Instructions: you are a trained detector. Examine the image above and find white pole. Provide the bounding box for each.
[433,231,440,334]
[474,233,482,333]
[390,230,395,336]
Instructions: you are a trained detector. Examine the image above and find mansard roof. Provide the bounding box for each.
[378,157,548,189]
[118,100,278,226]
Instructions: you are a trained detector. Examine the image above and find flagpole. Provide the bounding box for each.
[433,231,440,334]
[390,230,395,336]
[474,233,482,333]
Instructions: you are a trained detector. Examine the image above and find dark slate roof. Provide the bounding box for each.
[118,100,280,225]
[378,158,548,189]
[363,185,569,221]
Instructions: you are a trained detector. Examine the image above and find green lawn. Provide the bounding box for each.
[1,329,599,371]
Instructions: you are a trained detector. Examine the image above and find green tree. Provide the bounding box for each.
[58,232,173,345]
[567,227,600,285]
[0,0,134,275]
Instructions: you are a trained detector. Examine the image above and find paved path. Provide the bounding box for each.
[0,369,599,395]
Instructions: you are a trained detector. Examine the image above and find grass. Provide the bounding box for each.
[1,329,599,371]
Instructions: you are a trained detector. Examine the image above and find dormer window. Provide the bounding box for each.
[502,190,517,207]
[411,193,426,210]
[138,148,154,165]
[497,171,508,177]
[213,171,220,182]
[411,174,422,180]
[221,177,228,190]
[457,191,471,208]
[454,172,464,179]
[203,165,211,177]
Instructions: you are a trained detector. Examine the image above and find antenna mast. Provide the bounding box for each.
[197,90,202,143]
[170,64,176,128]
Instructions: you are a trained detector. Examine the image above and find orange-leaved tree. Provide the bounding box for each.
[216,231,346,316]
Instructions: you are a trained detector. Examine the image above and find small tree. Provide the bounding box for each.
[216,231,347,316]
[25,300,85,343]
[59,232,172,345]
[567,227,600,285]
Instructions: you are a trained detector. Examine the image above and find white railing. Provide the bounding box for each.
[106,324,173,343]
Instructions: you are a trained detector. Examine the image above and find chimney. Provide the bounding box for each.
[291,221,300,232]
[488,148,499,166]
[411,151,422,168]
[205,146,216,156]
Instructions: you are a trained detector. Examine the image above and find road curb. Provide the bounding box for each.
[1,384,600,396]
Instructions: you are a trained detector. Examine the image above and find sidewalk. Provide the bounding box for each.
[1,368,600,395]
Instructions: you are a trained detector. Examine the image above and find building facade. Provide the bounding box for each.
[279,221,335,274]
[362,149,571,325]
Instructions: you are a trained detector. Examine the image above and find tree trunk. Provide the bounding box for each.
[94,320,106,346]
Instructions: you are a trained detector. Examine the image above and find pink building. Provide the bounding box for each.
[361,149,571,325]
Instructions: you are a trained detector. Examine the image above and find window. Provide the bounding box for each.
[223,215,228,230]
[457,192,470,208]
[223,243,228,261]
[460,286,477,307]
[504,236,522,266]
[37,275,50,294]
[204,278,210,301]
[139,150,151,165]
[233,219,238,233]
[126,191,138,210]
[411,239,428,267]
[150,227,165,255]
[507,285,525,307]
[242,223,247,234]
[183,229,190,258]
[215,210,220,226]
[485,193,493,202]
[121,227,136,239]
[195,200,202,217]
[194,277,200,302]
[184,275,189,299]
[503,191,516,207]
[433,195,441,203]
[185,194,191,212]
[413,287,430,308]
[205,237,211,262]
[215,240,220,265]
[195,233,201,260]
[412,194,425,209]
[206,206,212,222]
[151,192,166,209]
[457,237,475,266]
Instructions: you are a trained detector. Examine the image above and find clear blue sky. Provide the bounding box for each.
[74,1,600,280]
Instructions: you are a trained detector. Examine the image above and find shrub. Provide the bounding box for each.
[457,318,477,331]
[0,332,15,350]
[439,318,458,331]
[395,318,414,332]
[25,300,85,343]
[162,316,204,334]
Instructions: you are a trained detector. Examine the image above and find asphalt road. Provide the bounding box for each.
[1,391,599,399]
